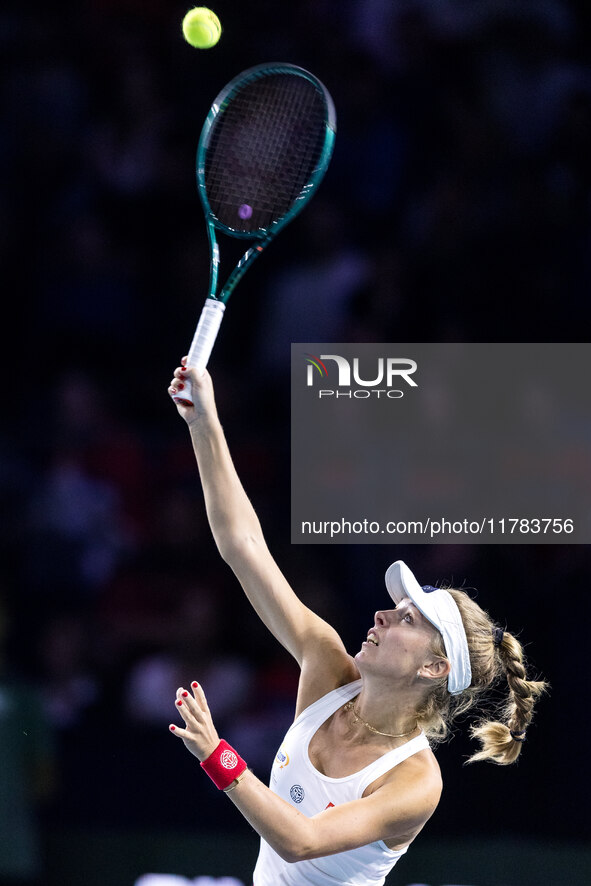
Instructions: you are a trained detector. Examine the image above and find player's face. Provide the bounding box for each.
[356,598,442,682]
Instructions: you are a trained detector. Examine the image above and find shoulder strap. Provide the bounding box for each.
[292,679,363,730]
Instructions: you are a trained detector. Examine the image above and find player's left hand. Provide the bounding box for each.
[169,682,220,761]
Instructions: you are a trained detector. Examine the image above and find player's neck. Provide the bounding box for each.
[347,684,420,743]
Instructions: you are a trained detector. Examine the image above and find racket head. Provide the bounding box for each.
[197,63,336,243]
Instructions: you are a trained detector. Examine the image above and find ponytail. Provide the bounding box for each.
[416,588,548,763]
[467,630,547,765]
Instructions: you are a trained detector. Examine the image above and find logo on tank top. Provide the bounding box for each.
[275,746,290,769]
[290,784,305,804]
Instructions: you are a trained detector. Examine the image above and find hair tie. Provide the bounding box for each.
[510,729,526,743]
[492,627,504,647]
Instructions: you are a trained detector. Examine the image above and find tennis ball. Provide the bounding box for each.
[182,7,222,49]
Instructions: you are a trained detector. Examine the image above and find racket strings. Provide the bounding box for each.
[207,82,324,222]
[204,73,328,232]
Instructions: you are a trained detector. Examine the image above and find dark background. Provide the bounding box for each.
[1,1,590,884]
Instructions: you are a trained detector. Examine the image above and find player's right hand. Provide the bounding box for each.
[168,358,217,425]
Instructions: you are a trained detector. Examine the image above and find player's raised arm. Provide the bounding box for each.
[168,362,355,685]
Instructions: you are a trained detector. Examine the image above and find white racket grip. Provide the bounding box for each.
[173,299,226,406]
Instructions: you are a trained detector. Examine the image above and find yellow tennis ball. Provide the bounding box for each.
[182,7,222,49]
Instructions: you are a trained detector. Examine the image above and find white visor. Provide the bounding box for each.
[385,560,471,695]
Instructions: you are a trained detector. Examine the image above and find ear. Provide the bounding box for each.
[418,657,451,682]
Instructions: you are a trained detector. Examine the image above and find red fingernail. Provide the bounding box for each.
[192,681,198,688]
[176,700,182,706]
[182,691,188,697]
[181,366,187,371]
[178,383,185,390]
[170,725,176,731]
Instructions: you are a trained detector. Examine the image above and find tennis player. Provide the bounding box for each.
[167,361,546,886]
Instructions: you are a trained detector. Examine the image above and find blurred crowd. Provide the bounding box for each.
[1,0,591,882]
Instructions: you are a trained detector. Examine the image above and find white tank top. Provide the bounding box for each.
[252,679,430,886]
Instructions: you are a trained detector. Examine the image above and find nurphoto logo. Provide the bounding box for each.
[304,353,418,399]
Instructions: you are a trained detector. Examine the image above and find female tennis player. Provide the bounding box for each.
[167,361,546,886]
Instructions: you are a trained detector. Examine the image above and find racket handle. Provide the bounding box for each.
[173,299,226,406]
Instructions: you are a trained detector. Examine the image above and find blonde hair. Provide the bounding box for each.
[415,587,547,764]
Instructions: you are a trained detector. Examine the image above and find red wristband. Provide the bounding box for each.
[200,739,247,790]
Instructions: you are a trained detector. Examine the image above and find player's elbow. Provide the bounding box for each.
[276,831,319,864]
[266,820,318,864]
[216,530,265,566]
[278,842,315,864]
[279,847,301,864]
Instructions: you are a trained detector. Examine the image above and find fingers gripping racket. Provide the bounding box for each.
[173,62,336,406]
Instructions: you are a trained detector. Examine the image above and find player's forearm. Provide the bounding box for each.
[225,771,318,863]
[187,413,263,555]
[177,371,313,663]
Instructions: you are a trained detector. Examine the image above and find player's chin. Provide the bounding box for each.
[355,640,381,665]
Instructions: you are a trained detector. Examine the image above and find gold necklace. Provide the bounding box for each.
[344,699,418,739]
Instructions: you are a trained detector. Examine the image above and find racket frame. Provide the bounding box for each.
[174,63,336,405]
[197,62,337,305]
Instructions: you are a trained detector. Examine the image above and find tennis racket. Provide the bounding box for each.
[172,62,336,406]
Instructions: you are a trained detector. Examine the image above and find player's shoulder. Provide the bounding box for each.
[391,743,442,805]
[369,742,443,808]
[400,741,442,784]
[369,745,443,851]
